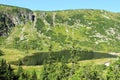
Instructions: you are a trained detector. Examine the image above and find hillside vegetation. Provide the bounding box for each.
[1,5,120,52]
[0,4,120,80]
[35,10,120,52]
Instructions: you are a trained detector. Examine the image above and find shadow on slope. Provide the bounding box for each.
[11,50,117,66]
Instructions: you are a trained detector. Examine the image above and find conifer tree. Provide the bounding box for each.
[40,60,49,80]
[18,59,23,66]
[0,49,3,56]
[5,64,14,80]
[0,59,17,80]
[0,59,8,79]
[17,65,26,80]
[31,70,37,80]
[59,56,69,79]
[69,45,79,78]
[0,59,7,79]
[19,72,29,80]
[106,57,120,80]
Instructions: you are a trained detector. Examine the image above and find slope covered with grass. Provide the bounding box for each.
[34,10,120,52]
[0,6,120,52]
[0,4,120,80]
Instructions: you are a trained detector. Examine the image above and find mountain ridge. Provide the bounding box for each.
[0,4,120,52]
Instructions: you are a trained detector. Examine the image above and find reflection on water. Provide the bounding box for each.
[12,50,117,66]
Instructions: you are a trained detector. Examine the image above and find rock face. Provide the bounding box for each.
[0,13,14,36]
[0,4,33,36]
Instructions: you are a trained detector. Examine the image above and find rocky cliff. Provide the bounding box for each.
[0,4,34,36]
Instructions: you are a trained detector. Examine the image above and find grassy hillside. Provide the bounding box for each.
[0,4,120,80]
[35,10,120,52]
[1,9,120,52]
[0,4,119,64]
[0,4,120,52]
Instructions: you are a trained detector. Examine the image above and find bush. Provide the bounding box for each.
[0,49,3,56]
[35,18,45,32]
[45,15,53,26]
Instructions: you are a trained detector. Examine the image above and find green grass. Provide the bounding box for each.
[0,47,116,79]
[0,48,116,66]
[0,48,24,62]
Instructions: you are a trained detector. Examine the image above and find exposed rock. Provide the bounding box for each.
[0,4,33,36]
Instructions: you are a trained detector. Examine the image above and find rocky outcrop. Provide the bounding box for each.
[0,4,34,36]
[0,13,14,36]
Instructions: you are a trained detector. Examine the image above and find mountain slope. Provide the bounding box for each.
[0,4,120,52]
[0,4,33,36]
[34,9,120,52]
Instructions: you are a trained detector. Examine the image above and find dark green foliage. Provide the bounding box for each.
[0,59,18,80]
[18,72,29,80]
[68,14,84,25]
[0,37,5,45]
[40,62,49,80]
[13,37,20,48]
[106,57,120,80]
[5,64,15,80]
[40,56,70,80]
[80,65,102,80]
[40,55,120,80]
[17,66,23,76]
[31,70,37,80]
[18,59,23,66]
[1,57,120,80]
[17,65,30,80]
[55,14,65,23]
[45,14,53,26]
[0,49,3,56]
[40,47,103,80]
[59,56,70,79]
[35,18,45,32]
[0,59,8,78]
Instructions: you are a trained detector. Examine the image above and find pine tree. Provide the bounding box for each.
[40,49,58,80]
[31,70,37,80]
[17,66,23,76]
[18,59,23,66]
[0,59,7,79]
[40,60,49,80]
[106,57,120,80]
[59,56,69,79]
[0,59,7,73]
[0,59,17,80]
[5,64,14,80]
[0,49,3,56]
[69,45,79,78]
[19,72,29,80]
